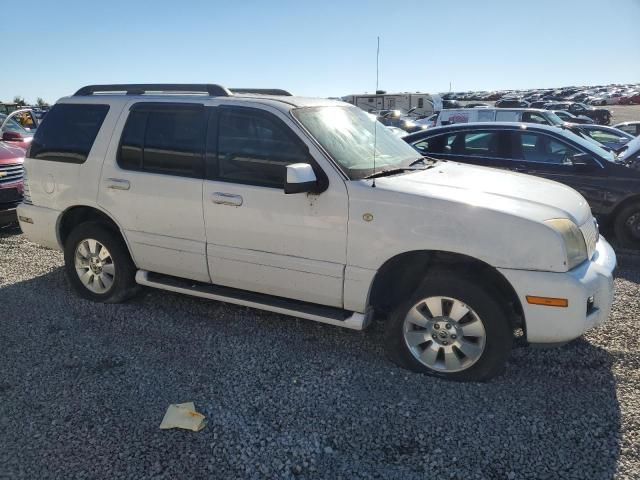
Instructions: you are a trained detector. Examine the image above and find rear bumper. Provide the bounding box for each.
[498,237,616,344]
[16,203,61,250]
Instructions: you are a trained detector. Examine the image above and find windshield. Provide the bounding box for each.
[560,126,617,162]
[544,111,565,126]
[293,106,422,179]
[0,115,32,135]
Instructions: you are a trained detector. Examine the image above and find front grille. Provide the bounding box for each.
[0,163,24,185]
[580,218,598,259]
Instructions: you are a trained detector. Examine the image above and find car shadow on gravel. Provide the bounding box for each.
[0,222,21,237]
[0,267,623,479]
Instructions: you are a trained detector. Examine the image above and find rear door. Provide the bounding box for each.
[98,102,209,282]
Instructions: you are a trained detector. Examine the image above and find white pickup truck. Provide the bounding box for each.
[17,84,616,381]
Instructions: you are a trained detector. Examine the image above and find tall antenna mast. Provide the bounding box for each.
[372,36,380,188]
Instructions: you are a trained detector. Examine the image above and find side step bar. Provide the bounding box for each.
[135,270,370,330]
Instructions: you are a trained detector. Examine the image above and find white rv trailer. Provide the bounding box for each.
[341,91,442,116]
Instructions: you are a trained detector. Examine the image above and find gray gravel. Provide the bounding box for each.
[1,225,639,479]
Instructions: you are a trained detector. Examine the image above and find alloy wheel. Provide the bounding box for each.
[74,238,115,294]
[403,296,487,373]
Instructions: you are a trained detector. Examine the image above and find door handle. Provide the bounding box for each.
[105,178,130,191]
[211,192,243,207]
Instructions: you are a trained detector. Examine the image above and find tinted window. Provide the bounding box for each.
[425,131,508,158]
[216,108,310,188]
[516,132,579,164]
[521,112,548,125]
[118,104,205,178]
[30,104,109,163]
[119,111,145,170]
[418,98,424,108]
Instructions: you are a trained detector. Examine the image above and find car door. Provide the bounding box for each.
[509,130,610,213]
[98,102,209,282]
[202,105,348,307]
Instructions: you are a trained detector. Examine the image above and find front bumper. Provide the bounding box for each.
[0,206,18,225]
[498,237,616,344]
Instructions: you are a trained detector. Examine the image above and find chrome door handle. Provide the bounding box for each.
[211,192,243,206]
[106,178,130,191]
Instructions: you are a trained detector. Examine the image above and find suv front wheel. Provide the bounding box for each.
[385,271,513,381]
[64,222,138,303]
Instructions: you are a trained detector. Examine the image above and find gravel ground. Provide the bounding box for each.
[1,226,639,479]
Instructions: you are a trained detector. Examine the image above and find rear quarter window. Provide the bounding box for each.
[29,104,110,163]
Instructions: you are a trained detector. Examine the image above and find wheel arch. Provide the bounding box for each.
[367,250,526,339]
[56,205,136,264]
[609,194,640,226]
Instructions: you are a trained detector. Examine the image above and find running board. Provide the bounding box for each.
[135,270,369,330]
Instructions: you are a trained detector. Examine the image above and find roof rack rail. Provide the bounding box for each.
[73,84,232,97]
[230,88,292,96]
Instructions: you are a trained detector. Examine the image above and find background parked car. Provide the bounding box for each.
[435,108,564,127]
[614,122,640,137]
[544,102,612,125]
[0,141,24,224]
[552,110,594,124]
[495,98,530,108]
[404,122,640,247]
[0,115,34,150]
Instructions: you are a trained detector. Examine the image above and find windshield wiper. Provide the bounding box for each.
[409,156,439,167]
[364,168,416,179]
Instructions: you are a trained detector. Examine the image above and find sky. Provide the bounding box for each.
[2,0,639,104]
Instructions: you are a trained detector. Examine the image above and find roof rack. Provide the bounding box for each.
[73,84,232,96]
[73,84,293,97]
[230,88,292,96]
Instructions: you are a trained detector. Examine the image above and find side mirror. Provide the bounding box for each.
[2,131,23,142]
[285,163,317,194]
[571,152,596,168]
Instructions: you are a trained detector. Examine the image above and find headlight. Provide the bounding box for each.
[545,219,587,270]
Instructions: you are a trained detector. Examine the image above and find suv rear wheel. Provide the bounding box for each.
[64,222,138,303]
[384,271,513,381]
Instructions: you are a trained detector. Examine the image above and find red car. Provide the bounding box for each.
[0,114,34,150]
[0,141,25,224]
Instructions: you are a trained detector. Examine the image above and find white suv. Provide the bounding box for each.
[17,84,616,381]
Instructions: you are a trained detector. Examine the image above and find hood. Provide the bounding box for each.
[0,141,25,164]
[373,161,591,226]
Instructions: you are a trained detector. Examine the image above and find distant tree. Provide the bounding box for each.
[36,97,49,108]
[13,96,27,106]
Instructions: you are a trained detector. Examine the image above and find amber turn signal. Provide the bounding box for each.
[526,296,569,308]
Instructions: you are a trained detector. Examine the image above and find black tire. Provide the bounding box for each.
[64,222,139,303]
[613,202,640,249]
[384,270,513,382]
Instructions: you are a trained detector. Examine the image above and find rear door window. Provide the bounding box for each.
[118,103,205,178]
[29,104,110,163]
